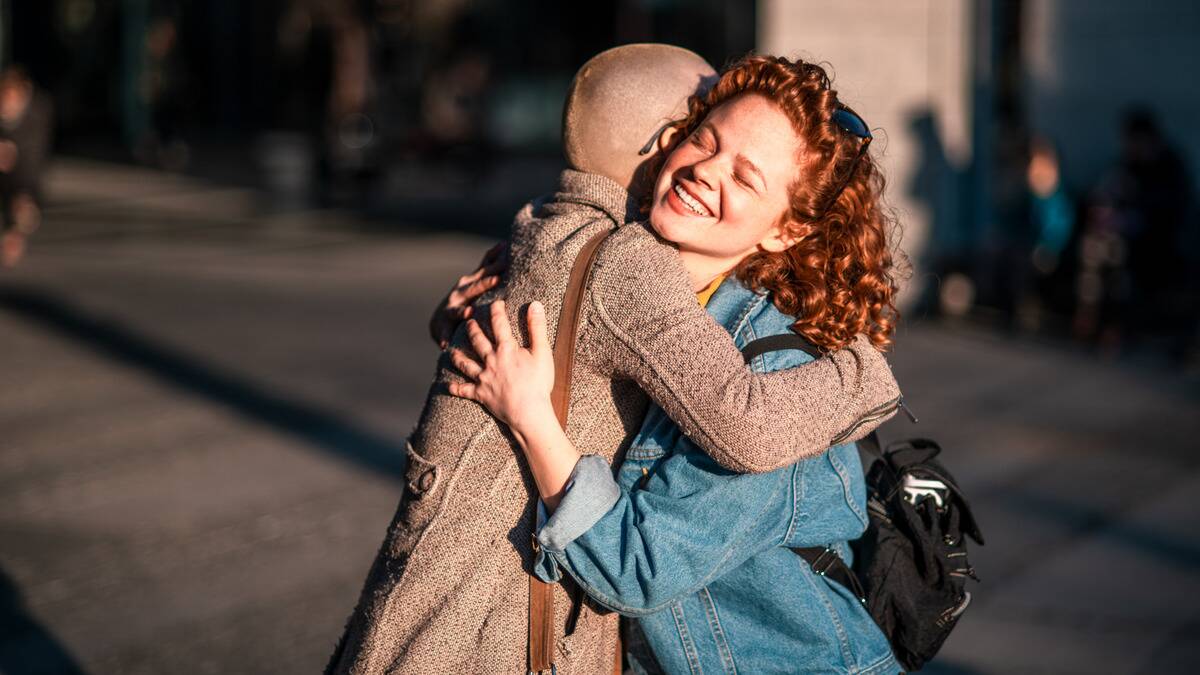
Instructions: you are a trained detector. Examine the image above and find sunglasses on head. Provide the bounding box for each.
[638,121,676,156]
[820,103,873,216]
[833,104,872,141]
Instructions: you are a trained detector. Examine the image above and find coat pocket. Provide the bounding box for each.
[388,442,444,558]
[404,442,440,503]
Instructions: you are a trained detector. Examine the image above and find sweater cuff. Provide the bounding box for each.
[535,455,620,552]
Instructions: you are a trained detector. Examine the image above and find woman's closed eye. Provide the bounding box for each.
[691,128,715,153]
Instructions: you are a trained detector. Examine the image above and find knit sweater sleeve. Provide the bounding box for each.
[580,224,901,474]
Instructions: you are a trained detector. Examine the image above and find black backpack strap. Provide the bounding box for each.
[793,546,867,603]
[741,333,822,363]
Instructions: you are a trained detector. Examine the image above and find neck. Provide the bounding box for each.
[679,250,736,292]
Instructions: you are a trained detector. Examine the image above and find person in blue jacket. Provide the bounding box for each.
[450,55,902,673]
[552,277,899,674]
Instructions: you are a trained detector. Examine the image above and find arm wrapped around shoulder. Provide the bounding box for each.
[583,225,900,474]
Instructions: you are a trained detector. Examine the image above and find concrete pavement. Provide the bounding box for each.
[1,159,1198,674]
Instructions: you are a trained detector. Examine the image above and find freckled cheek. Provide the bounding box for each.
[721,195,752,228]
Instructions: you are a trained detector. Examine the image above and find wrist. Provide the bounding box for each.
[508,398,558,438]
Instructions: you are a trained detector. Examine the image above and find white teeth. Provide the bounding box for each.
[674,184,711,216]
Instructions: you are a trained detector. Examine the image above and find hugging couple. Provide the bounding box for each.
[327,44,905,675]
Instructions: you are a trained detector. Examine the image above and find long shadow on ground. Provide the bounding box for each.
[0,284,406,480]
[0,565,88,675]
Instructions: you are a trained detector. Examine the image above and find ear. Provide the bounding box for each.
[758,220,802,253]
[657,123,684,154]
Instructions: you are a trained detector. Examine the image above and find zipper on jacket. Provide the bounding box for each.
[831,396,901,446]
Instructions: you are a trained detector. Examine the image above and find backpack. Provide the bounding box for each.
[741,334,985,672]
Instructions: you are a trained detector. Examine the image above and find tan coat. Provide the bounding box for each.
[326,170,901,674]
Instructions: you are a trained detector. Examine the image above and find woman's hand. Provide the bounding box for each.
[428,242,509,349]
[447,299,556,434]
[448,298,581,508]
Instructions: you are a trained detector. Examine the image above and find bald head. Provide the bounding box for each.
[563,44,716,192]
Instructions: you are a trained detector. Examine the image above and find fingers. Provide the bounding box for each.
[462,274,500,302]
[447,381,477,401]
[446,305,471,324]
[489,299,513,346]
[448,348,482,379]
[449,271,499,308]
[465,318,494,359]
[526,301,549,355]
[433,305,474,349]
[453,264,487,290]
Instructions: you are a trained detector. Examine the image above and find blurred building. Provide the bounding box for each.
[0,1,752,158]
[764,0,1199,323]
[1,0,1198,322]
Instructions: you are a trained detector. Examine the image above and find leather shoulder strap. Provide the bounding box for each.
[549,228,613,426]
[529,227,614,674]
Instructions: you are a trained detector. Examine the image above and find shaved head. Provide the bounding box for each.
[563,44,716,192]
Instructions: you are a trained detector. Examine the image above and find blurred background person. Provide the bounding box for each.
[1074,108,1196,359]
[0,65,53,269]
[1022,135,1077,330]
[134,8,189,170]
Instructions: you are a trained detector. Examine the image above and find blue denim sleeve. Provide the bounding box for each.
[533,455,621,581]
[535,450,794,615]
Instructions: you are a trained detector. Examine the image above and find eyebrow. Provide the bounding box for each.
[736,155,767,192]
[705,122,766,192]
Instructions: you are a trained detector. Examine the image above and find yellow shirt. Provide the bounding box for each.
[696,274,727,307]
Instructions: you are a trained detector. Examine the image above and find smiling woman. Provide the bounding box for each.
[653,56,901,352]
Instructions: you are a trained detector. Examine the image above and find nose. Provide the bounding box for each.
[690,154,721,191]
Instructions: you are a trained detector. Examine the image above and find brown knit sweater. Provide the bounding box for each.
[326,170,901,674]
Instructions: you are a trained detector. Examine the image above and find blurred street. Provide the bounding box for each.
[2,161,1198,674]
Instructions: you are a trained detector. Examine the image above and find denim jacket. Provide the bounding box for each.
[534,278,900,674]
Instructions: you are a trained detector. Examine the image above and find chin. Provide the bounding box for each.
[648,210,685,246]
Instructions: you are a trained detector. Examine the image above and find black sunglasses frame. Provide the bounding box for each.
[820,103,873,217]
[638,120,676,156]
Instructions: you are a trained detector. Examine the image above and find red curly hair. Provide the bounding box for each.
[667,55,901,351]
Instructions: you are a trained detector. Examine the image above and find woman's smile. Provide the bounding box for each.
[668,181,715,217]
